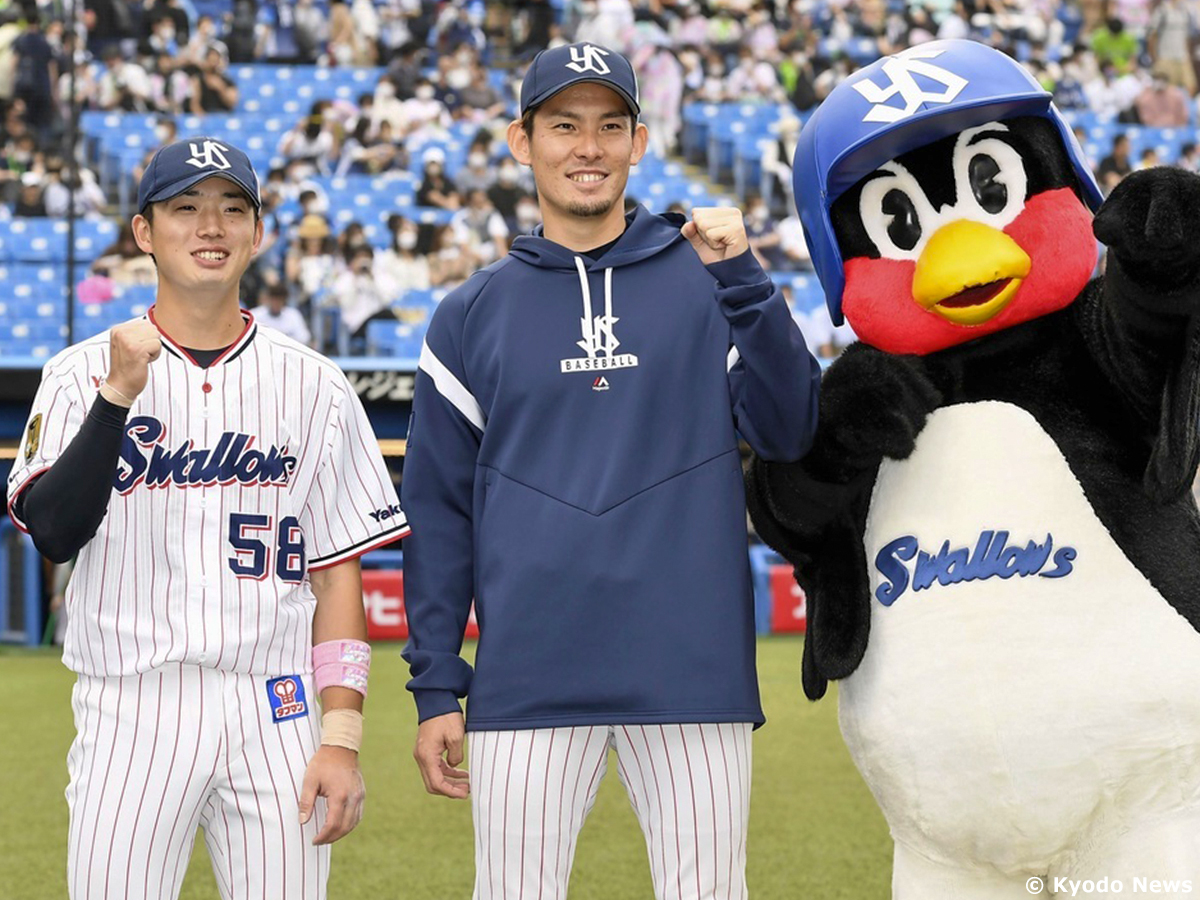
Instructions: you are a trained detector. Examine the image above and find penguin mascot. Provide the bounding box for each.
[748,40,1200,897]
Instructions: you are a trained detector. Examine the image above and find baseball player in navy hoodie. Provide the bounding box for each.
[402,42,821,899]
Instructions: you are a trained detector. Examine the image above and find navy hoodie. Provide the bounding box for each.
[402,206,820,731]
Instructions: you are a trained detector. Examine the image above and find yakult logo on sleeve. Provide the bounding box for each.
[852,49,968,123]
[114,416,296,493]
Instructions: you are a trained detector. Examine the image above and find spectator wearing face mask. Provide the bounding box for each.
[487,157,528,231]
[457,60,507,120]
[339,221,372,261]
[512,195,541,235]
[1177,142,1200,172]
[376,214,432,294]
[149,54,189,115]
[455,142,495,194]
[278,113,338,179]
[427,223,476,287]
[450,188,510,266]
[189,47,238,113]
[42,160,108,219]
[134,117,177,183]
[572,0,630,49]
[329,245,400,341]
[743,193,786,271]
[15,170,47,216]
[285,214,339,314]
[143,15,179,60]
[181,14,228,67]
[98,46,152,112]
[293,0,329,65]
[253,282,313,346]
[761,115,800,215]
[402,77,452,146]
[1134,75,1190,127]
[417,146,461,210]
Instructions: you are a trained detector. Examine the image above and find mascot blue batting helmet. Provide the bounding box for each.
[794,39,1104,325]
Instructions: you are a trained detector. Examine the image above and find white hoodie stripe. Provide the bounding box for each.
[419,339,487,432]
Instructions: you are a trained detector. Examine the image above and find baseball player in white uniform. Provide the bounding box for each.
[6,138,408,899]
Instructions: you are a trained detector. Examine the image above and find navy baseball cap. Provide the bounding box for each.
[137,137,261,214]
[520,42,640,117]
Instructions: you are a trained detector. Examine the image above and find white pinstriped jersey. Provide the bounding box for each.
[7,309,408,678]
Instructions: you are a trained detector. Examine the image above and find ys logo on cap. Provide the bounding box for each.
[185,140,233,171]
[851,48,968,124]
[566,44,612,76]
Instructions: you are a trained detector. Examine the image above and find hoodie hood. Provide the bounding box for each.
[509,205,687,271]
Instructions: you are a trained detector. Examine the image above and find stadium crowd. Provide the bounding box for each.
[2,0,1200,360]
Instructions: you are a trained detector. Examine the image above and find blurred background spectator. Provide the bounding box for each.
[8,0,1200,369]
[253,280,313,346]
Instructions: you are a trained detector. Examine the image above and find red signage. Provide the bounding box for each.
[361,569,479,640]
[769,565,807,633]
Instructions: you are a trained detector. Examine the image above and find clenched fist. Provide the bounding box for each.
[681,207,750,264]
[104,319,162,406]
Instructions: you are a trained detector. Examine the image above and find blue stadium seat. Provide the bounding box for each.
[365,320,426,359]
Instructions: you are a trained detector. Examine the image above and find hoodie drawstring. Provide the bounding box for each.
[574,256,593,328]
[573,257,615,345]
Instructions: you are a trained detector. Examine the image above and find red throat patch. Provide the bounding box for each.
[840,188,1097,355]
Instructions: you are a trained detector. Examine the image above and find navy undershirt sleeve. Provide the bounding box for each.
[17,394,130,563]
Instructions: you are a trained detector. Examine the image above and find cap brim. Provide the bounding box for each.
[141,170,261,212]
[524,77,640,116]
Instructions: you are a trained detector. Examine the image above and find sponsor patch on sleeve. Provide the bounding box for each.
[24,414,42,462]
[266,675,309,722]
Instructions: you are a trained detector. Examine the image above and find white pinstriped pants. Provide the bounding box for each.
[66,664,329,900]
[469,723,753,900]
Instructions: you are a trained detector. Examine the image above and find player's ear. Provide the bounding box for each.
[132,213,154,254]
[507,118,532,167]
[631,121,649,167]
[251,214,265,257]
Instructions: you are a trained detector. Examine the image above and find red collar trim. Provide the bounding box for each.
[147,306,257,368]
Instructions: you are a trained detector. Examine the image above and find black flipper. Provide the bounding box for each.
[1089,167,1200,502]
[747,345,941,697]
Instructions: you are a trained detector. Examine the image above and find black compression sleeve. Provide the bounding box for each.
[17,394,130,563]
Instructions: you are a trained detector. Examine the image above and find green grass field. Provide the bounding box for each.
[0,637,891,899]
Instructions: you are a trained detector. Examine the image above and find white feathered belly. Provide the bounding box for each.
[842,401,1200,872]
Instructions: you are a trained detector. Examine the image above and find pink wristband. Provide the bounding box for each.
[312,640,371,697]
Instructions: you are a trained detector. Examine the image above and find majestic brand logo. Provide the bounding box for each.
[852,49,968,124]
[185,139,233,171]
[592,376,610,391]
[874,529,1076,606]
[266,676,308,722]
[566,44,612,75]
[115,416,296,494]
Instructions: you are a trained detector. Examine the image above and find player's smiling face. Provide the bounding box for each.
[133,176,263,298]
[508,82,648,233]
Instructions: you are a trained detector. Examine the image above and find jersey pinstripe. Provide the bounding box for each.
[7,310,408,678]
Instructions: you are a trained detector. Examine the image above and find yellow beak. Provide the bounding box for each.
[912,220,1031,326]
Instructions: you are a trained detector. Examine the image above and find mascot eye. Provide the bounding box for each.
[969,154,1008,214]
[882,189,921,251]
